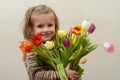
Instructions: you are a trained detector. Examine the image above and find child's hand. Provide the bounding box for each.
[65,62,79,80]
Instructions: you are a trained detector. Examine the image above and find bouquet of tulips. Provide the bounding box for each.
[19,20,114,80]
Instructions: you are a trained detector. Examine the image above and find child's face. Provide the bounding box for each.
[33,13,55,42]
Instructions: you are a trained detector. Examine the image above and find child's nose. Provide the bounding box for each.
[43,27,49,32]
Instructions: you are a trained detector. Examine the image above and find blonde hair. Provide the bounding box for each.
[22,5,59,61]
[23,5,59,40]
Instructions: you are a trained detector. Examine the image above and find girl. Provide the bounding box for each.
[22,5,81,80]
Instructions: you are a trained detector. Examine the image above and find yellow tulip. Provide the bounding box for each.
[57,30,67,38]
[71,34,76,45]
[44,41,55,50]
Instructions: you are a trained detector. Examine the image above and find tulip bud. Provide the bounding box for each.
[71,34,76,45]
[82,20,90,30]
[104,41,114,53]
[58,30,67,38]
[80,58,87,64]
[19,40,32,53]
[68,27,72,37]
[88,23,96,33]
[44,41,55,50]
[62,38,70,47]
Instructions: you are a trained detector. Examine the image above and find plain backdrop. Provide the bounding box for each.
[0,0,120,80]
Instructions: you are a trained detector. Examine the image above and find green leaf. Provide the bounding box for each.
[32,44,57,70]
[68,46,82,61]
[71,32,88,53]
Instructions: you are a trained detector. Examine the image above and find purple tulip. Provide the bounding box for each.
[62,38,70,47]
[88,23,96,33]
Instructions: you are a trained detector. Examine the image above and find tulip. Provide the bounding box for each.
[72,24,83,35]
[68,27,72,37]
[19,40,32,53]
[30,33,42,46]
[82,20,90,30]
[62,38,70,47]
[58,30,67,38]
[44,41,55,50]
[104,41,114,53]
[80,58,87,64]
[71,34,76,45]
[88,23,96,33]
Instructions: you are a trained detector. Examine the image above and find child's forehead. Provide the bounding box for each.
[32,13,55,20]
[32,12,54,17]
[31,13,55,24]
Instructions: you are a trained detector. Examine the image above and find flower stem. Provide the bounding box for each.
[57,64,68,80]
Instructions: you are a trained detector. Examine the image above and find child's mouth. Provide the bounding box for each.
[42,34,50,38]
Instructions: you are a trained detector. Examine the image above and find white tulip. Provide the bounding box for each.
[82,20,90,30]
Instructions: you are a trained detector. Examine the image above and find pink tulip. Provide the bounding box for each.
[104,41,114,53]
[68,27,72,37]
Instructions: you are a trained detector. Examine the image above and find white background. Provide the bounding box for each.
[0,0,120,80]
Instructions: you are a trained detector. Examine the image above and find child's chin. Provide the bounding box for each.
[42,38,52,42]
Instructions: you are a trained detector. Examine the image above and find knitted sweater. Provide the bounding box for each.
[24,52,81,80]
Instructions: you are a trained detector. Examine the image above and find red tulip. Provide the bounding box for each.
[30,33,42,46]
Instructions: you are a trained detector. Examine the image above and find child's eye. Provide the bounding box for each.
[48,24,53,27]
[37,25,43,28]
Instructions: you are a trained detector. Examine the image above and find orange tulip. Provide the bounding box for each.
[72,24,83,35]
[80,58,87,64]
[19,40,32,53]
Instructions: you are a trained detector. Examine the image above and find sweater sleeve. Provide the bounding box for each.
[24,52,60,80]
